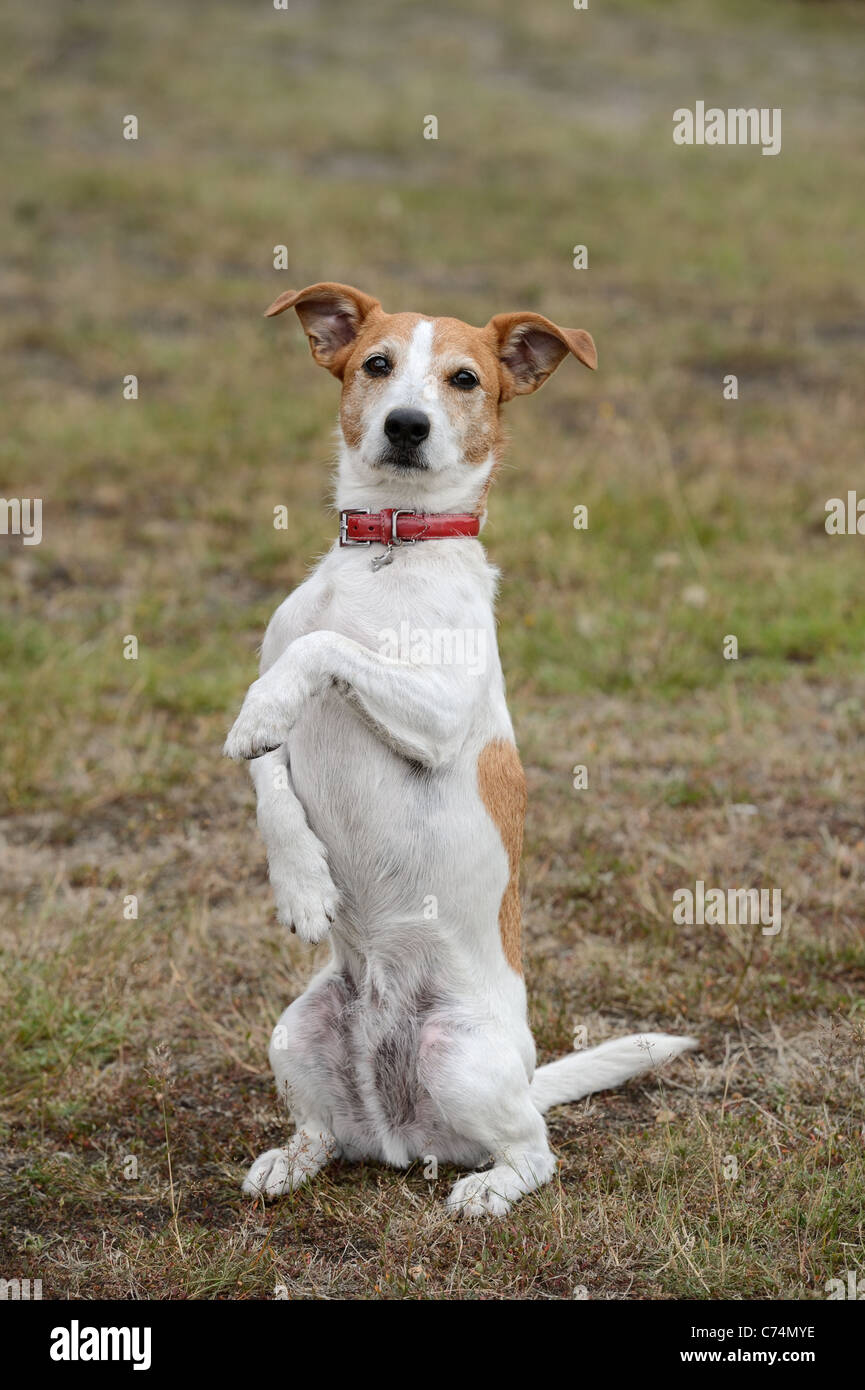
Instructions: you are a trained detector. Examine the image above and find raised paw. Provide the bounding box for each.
[223,686,287,762]
[271,852,340,943]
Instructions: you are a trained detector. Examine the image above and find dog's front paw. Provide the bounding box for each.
[271,853,340,943]
[223,682,289,762]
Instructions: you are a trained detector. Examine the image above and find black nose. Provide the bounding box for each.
[384,407,430,447]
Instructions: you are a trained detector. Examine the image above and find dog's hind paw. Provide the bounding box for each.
[446,1170,513,1219]
[242,1130,338,1200]
[242,1148,300,1200]
[447,1149,556,1219]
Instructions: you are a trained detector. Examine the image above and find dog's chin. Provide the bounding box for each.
[376,445,429,473]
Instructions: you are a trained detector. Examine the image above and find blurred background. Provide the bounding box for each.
[1,0,863,1299]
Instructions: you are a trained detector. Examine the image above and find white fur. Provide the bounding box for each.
[228,316,696,1217]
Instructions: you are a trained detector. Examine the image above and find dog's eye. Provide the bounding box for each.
[363,354,392,378]
[450,369,479,391]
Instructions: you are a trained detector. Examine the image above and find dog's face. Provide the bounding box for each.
[264,282,596,511]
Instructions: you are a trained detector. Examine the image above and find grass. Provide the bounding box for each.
[1,0,864,1299]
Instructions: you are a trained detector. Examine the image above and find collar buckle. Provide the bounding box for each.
[339,508,372,546]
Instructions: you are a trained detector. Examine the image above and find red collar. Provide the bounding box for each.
[339,508,480,548]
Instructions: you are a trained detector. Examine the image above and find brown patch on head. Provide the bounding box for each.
[431,318,506,470]
[339,312,426,449]
[264,288,595,508]
[477,739,527,974]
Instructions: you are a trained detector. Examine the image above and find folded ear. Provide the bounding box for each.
[264,282,381,377]
[487,311,597,400]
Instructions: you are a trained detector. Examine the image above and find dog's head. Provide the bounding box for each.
[264,282,596,512]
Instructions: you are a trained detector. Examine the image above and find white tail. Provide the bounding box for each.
[529,1032,698,1114]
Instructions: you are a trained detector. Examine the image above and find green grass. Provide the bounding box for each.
[1,0,864,1299]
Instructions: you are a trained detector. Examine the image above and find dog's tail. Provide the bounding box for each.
[529,1033,697,1115]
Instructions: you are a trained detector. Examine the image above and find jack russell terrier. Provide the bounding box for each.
[224,282,696,1217]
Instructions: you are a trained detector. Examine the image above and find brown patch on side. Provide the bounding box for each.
[477,739,527,974]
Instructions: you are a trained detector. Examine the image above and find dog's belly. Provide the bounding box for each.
[341,1011,489,1168]
[287,690,507,940]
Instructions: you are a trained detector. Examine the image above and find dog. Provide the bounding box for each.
[224,282,696,1217]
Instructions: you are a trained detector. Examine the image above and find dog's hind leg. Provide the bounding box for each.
[242,970,355,1201]
[420,1024,556,1218]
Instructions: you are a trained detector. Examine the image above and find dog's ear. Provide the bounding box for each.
[264,282,381,377]
[486,311,597,401]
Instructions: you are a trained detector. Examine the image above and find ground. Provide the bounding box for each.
[1,0,863,1299]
